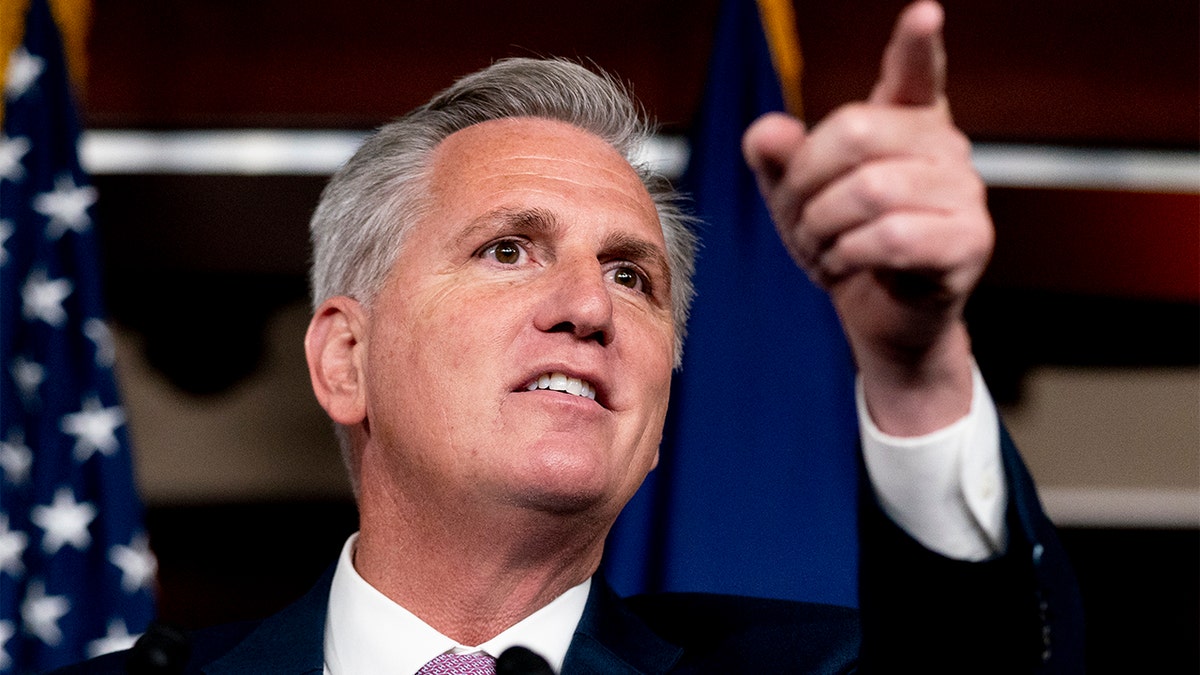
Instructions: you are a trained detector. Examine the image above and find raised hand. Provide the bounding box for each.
[742,1,993,435]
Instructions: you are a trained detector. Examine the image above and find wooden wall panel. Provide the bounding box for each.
[84,0,721,129]
[987,189,1200,302]
[85,0,1198,145]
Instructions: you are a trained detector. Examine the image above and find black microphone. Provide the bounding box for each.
[125,622,191,675]
[496,646,555,675]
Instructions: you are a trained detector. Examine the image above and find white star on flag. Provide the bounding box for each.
[4,46,44,100]
[10,354,45,402]
[109,534,157,593]
[86,619,140,658]
[31,487,97,555]
[0,431,33,485]
[62,396,126,462]
[0,219,13,266]
[84,318,117,367]
[0,514,28,577]
[34,173,98,239]
[0,134,30,182]
[20,580,70,647]
[22,268,73,326]
[0,620,14,671]
[4,2,158,668]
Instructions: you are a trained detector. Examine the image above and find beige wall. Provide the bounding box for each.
[116,302,350,503]
[1002,366,1199,527]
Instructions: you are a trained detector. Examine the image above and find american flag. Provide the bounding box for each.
[0,1,155,672]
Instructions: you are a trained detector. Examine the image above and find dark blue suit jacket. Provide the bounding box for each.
[53,430,1082,674]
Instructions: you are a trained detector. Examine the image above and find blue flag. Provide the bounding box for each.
[0,1,156,671]
[605,0,860,607]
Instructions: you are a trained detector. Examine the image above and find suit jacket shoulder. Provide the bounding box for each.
[628,592,859,671]
[47,568,331,675]
[562,578,858,674]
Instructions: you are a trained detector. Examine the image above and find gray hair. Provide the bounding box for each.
[309,58,698,363]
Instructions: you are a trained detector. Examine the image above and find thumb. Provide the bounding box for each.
[869,0,947,107]
[742,112,807,193]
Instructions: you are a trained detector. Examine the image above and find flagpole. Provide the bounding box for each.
[755,0,805,121]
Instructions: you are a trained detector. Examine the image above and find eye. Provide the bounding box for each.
[608,265,647,293]
[481,239,527,265]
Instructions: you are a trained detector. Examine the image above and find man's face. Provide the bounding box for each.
[359,117,675,520]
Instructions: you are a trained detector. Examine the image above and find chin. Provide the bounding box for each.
[510,488,608,518]
[503,450,637,518]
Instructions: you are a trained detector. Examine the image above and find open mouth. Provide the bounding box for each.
[523,372,597,402]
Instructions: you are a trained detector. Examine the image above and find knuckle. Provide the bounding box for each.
[874,216,920,266]
[832,104,878,154]
[855,165,903,212]
[780,171,811,205]
[968,220,997,261]
[943,128,974,162]
[960,171,987,203]
[964,171,984,204]
[791,231,821,267]
[935,220,992,273]
[797,201,821,235]
[814,248,845,285]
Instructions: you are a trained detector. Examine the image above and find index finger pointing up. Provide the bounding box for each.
[869,1,947,107]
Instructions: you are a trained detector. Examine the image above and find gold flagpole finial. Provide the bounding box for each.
[0,0,33,123]
[0,0,90,126]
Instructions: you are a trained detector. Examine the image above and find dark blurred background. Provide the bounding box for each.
[77,1,1196,672]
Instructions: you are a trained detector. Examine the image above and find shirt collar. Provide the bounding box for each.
[323,534,589,675]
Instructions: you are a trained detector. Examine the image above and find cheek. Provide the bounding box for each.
[614,314,674,452]
[363,300,493,472]
[617,311,675,395]
[369,281,523,409]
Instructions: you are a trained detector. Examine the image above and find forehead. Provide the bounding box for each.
[419,117,662,241]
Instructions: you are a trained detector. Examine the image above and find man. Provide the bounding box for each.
[60,2,1081,673]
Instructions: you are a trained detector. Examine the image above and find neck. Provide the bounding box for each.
[353,474,609,646]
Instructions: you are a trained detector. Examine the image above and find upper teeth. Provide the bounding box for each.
[526,372,596,401]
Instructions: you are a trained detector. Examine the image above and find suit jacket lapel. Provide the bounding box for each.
[202,567,333,675]
[561,577,683,675]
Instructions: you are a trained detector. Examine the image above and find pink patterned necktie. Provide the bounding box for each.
[415,652,497,675]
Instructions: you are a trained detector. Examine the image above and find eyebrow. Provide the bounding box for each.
[454,207,562,249]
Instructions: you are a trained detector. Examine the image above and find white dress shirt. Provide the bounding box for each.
[859,363,1007,560]
[323,535,589,675]
[323,363,1008,673]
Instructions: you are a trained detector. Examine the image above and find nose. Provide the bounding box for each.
[533,258,614,346]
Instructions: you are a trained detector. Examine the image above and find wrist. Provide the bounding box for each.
[855,322,975,436]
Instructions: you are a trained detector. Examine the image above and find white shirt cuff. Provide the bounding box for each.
[857,364,1007,561]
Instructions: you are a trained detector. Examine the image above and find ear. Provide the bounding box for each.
[305,296,368,426]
